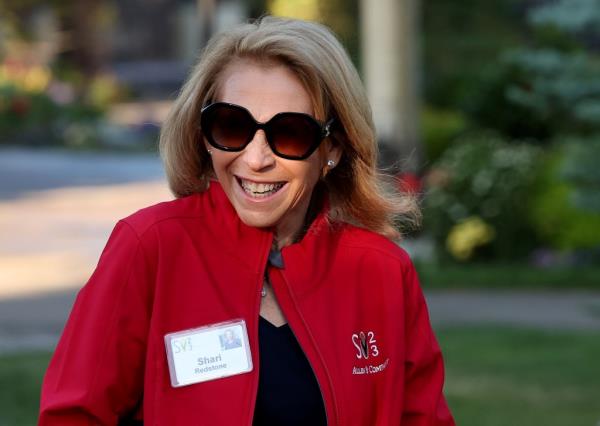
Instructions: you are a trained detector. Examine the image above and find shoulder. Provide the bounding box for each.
[336,223,414,272]
[118,181,233,238]
[119,193,203,238]
[322,223,422,301]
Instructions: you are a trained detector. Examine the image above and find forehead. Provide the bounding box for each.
[216,59,314,119]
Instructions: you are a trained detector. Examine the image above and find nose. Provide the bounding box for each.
[242,129,276,171]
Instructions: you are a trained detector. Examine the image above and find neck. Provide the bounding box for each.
[273,187,323,250]
[274,219,304,250]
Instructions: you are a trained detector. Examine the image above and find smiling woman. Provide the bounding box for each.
[39,16,454,426]
[205,60,340,248]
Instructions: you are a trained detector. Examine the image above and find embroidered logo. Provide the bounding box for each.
[351,330,388,376]
[351,331,379,359]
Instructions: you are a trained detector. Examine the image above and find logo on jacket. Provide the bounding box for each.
[351,330,389,376]
[351,331,379,359]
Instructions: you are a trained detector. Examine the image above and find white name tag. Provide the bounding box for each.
[164,319,253,387]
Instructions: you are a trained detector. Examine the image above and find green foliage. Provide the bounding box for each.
[457,63,553,141]
[0,84,57,135]
[458,47,600,142]
[560,136,600,212]
[423,0,527,109]
[530,142,600,250]
[487,1,600,142]
[421,107,469,164]
[423,0,600,258]
[502,49,600,136]
[0,81,103,146]
[529,0,600,33]
[424,134,541,261]
[424,0,600,142]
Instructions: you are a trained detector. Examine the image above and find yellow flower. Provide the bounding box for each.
[0,64,51,93]
[268,0,320,21]
[86,73,121,109]
[22,66,51,92]
[446,216,496,261]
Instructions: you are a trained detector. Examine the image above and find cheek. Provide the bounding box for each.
[292,162,322,194]
[210,152,235,176]
[306,168,321,189]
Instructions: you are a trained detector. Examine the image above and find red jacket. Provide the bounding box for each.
[39,182,454,425]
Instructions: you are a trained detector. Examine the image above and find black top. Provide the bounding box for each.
[253,316,327,426]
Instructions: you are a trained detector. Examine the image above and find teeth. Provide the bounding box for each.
[240,179,284,198]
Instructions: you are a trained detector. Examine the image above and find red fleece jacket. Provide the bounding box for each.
[39,182,454,425]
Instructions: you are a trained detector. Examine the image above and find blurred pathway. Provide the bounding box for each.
[0,147,171,352]
[426,290,600,331]
[0,147,165,199]
[2,288,599,354]
[0,147,599,355]
[0,148,171,299]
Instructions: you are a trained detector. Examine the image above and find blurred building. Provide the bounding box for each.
[109,0,421,170]
[110,0,249,98]
[4,0,421,170]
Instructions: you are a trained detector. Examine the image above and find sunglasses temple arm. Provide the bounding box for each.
[324,119,335,137]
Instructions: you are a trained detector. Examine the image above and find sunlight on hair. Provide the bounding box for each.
[267,0,321,21]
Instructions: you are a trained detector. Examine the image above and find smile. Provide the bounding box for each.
[237,177,286,199]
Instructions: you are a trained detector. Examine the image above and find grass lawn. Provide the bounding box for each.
[416,262,600,290]
[0,351,51,426]
[1,327,599,425]
[437,327,600,426]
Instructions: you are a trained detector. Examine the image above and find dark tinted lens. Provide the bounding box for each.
[205,105,255,149]
[268,114,320,157]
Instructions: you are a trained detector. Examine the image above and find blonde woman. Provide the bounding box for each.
[39,16,454,426]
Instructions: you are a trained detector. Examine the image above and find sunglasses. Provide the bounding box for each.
[200,102,334,160]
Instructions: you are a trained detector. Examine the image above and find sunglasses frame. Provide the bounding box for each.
[200,102,334,161]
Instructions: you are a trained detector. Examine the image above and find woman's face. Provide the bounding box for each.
[206,60,340,244]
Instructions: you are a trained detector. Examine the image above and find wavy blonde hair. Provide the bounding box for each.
[159,15,419,240]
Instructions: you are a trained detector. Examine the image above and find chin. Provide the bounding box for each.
[235,210,280,230]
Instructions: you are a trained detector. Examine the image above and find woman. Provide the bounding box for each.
[39,16,454,425]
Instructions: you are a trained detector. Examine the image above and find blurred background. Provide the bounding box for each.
[1,0,599,425]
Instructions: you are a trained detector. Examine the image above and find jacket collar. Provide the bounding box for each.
[197,181,272,275]
[200,180,342,291]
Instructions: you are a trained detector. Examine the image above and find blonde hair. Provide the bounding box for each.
[159,15,420,240]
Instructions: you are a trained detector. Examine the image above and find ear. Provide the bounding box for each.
[319,140,342,180]
[321,139,343,169]
[203,138,213,156]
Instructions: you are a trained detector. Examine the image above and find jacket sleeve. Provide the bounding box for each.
[39,220,152,425]
[401,260,455,425]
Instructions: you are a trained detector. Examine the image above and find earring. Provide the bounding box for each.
[207,149,212,155]
[327,159,335,167]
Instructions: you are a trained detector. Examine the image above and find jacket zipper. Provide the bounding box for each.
[247,233,273,426]
[272,268,338,426]
[282,306,330,425]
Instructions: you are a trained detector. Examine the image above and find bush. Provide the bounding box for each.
[0,84,59,142]
[0,80,103,146]
[424,134,541,261]
[422,107,469,164]
[530,140,600,251]
[448,2,600,144]
[559,136,600,213]
[0,58,129,148]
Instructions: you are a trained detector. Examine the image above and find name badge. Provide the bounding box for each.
[164,319,253,387]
